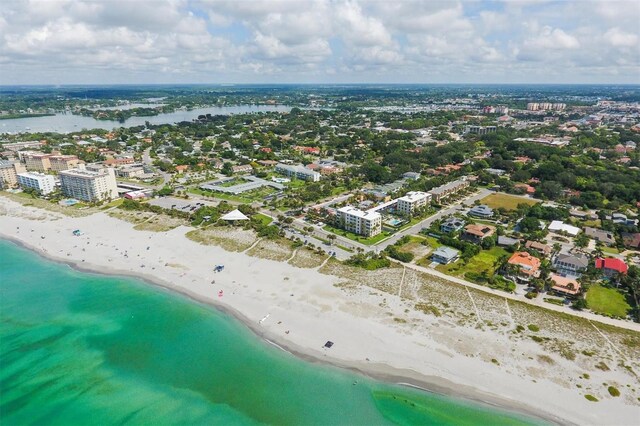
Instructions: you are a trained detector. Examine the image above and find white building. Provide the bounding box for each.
[275,163,321,182]
[396,191,431,216]
[17,172,56,195]
[59,167,118,202]
[337,206,382,237]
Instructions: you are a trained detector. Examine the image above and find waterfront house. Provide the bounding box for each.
[553,253,589,277]
[549,274,581,298]
[440,217,465,233]
[506,252,541,283]
[595,258,628,277]
[431,246,460,264]
[461,224,496,243]
[584,227,616,246]
[468,204,494,219]
[525,241,552,257]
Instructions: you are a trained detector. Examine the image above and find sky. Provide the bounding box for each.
[0,0,639,85]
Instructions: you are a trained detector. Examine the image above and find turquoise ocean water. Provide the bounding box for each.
[0,240,544,425]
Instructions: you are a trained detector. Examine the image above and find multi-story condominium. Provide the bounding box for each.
[17,172,56,195]
[59,167,118,202]
[0,160,27,188]
[116,165,145,178]
[337,206,382,237]
[396,191,431,216]
[275,163,321,182]
[464,125,497,135]
[49,155,81,172]
[429,178,470,203]
[2,141,44,152]
[23,152,52,172]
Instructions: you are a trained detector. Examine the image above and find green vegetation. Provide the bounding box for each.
[607,386,620,397]
[527,324,540,332]
[415,303,441,317]
[323,224,391,245]
[586,285,631,318]
[480,193,538,211]
[584,395,598,402]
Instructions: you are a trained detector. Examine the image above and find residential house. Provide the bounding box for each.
[440,217,465,233]
[232,164,253,174]
[553,253,589,277]
[548,220,581,236]
[610,213,639,227]
[461,224,496,243]
[468,204,494,219]
[549,274,581,298]
[584,227,616,246]
[402,172,421,180]
[431,246,460,264]
[498,235,520,248]
[595,258,628,277]
[293,146,320,155]
[621,232,640,249]
[525,241,552,257]
[506,252,541,283]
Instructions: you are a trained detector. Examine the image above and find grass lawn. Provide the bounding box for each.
[323,224,391,245]
[253,213,273,226]
[601,246,621,255]
[586,284,631,318]
[436,246,508,277]
[480,193,538,211]
[188,188,252,204]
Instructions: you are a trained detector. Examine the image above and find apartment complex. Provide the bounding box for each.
[396,191,431,216]
[22,152,52,172]
[526,102,566,111]
[49,155,81,172]
[0,160,27,188]
[464,125,496,135]
[59,167,118,202]
[17,172,56,195]
[275,163,321,182]
[337,206,382,237]
[429,178,470,203]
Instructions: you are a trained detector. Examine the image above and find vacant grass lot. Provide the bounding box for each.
[436,246,508,277]
[586,284,631,318]
[480,193,538,211]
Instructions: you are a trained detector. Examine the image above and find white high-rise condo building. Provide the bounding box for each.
[337,206,382,237]
[59,167,118,202]
[396,191,432,216]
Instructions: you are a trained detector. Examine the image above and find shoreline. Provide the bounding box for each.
[1,197,638,426]
[2,235,561,425]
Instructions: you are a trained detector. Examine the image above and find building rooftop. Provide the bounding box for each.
[338,205,381,221]
[463,224,496,238]
[508,252,541,275]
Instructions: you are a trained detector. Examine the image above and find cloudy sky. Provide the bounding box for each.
[1,0,638,85]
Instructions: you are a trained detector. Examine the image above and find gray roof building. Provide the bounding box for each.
[468,204,494,218]
[584,227,616,246]
[431,246,460,264]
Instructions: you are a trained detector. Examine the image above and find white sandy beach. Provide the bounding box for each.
[1,196,639,425]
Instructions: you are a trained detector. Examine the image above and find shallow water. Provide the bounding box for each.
[0,240,543,425]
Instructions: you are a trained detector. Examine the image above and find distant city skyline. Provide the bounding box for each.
[1,0,639,85]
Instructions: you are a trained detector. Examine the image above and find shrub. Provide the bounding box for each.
[525,291,538,299]
[527,324,540,332]
[584,395,598,402]
[608,386,620,397]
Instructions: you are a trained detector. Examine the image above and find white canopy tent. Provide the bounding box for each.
[221,209,249,221]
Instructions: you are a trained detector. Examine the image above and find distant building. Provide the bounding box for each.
[336,206,382,237]
[59,167,118,202]
[402,172,421,180]
[440,217,465,233]
[524,240,552,257]
[231,164,253,174]
[498,235,520,247]
[548,220,580,236]
[431,246,460,264]
[485,168,506,176]
[17,172,56,195]
[396,191,431,216]
[23,152,52,172]
[49,155,81,172]
[468,204,494,219]
[275,163,321,182]
[621,232,640,249]
[0,160,27,188]
[464,125,496,135]
[583,227,616,246]
[117,165,145,178]
[610,213,638,227]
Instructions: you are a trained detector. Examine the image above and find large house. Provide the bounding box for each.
[506,252,541,283]
[549,274,581,298]
[440,217,465,233]
[461,224,496,243]
[468,204,493,218]
[431,246,460,264]
[548,221,581,236]
[553,253,589,277]
[621,232,640,249]
[595,257,628,277]
[525,240,552,257]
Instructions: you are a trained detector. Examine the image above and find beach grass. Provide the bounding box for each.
[186,227,257,252]
[246,238,294,261]
[288,246,326,268]
[586,284,632,318]
[480,193,538,211]
[436,246,508,277]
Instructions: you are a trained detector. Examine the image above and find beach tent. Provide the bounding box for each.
[221,209,249,221]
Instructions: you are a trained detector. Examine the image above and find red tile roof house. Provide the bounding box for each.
[595,257,628,278]
[549,274,581,298]
[294,146,321,155]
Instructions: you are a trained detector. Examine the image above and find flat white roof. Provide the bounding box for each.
[338,205,381,220]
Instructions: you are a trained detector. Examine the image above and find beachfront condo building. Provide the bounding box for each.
[17,172,56,195]
[337,206,382,237]
[275,163,321,182]
[0,160,27,188]
[22,152,52,172]
[396,191,432,216]
[59,167,118,202]
[49,155,81,172]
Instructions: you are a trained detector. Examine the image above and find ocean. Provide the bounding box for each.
[0,240,542,425]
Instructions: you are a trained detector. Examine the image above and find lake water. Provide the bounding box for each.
[0,105,291,134]
[0,239,543,425]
